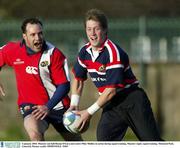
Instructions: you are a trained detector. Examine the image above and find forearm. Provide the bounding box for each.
[97,88,116,107]
[87,88,116,115]
[46,82,70,110]
[32,82,70,120]
[70,79,84,106]
[71,78,84,95]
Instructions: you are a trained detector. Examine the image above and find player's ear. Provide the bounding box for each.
[22,33,26,40]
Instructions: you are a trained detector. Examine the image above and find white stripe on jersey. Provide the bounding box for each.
[106,64,124,70]
[78,57,87,68]
[0,45,6,49]
[86,44,92,55]
[105,41,113,63]
[39,42,63,110]
[39,42,56,99]
[108,40,120,61]
[124,66,130,72]
[87,69,106,75]
[105,40,120,62]
[87,64,124,75]
[64,59,71,81]
[124,80,139,88]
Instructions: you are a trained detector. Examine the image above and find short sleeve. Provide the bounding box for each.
[72,46,88,81]
[72,56,88,81]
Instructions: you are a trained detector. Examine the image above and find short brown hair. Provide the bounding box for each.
[21,18,43,33]
[84,9,108,31]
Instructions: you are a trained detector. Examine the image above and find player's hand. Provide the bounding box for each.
[75,110,91,132]
[0,83,5,101]
[67,105,79,111]
[32,105,49,120]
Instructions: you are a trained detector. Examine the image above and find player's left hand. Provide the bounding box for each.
[67,105,79,112]
[75,110,91,132]
[32,105,49,120]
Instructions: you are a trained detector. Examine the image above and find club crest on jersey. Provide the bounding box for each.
[98,64,106,72]
[40,61,49,67]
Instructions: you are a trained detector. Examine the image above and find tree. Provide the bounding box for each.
[0,0,180,19]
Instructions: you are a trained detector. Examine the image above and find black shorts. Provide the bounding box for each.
[97,87,163,141]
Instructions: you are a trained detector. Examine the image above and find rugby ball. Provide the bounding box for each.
[63,111,89,134]
[63,111,81,133]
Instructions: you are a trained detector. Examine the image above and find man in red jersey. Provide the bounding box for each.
[0,18,82,141]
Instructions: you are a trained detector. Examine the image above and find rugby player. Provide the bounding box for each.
[70,9,163,141]
[0,18,82,141]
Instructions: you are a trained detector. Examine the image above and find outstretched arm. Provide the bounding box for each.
[76,87,116,132]
[32,82,70,120]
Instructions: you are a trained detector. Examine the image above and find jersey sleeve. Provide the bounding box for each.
[50,48,70,85]
[0,44,13,67]
[72,49,88,81]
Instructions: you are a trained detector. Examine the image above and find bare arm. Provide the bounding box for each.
[96,87,116,108]
[69,78,84,110]
[71,78,84,96]
[76,87,117,132]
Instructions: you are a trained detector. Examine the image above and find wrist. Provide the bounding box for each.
[87,102,101,115]
[45,104,52,111]
[70,94,80,106]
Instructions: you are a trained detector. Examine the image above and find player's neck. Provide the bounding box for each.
[92,46,101,51]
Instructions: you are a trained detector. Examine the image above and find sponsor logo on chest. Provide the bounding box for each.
[24,61,49,75]
[25,66,38,74]
[91,77,106,82]
[13,58,24,65]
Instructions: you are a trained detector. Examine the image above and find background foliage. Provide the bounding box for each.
[0,0,180,19]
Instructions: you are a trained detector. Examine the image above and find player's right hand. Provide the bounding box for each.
[75,109,91,132]
[32,105,49,120]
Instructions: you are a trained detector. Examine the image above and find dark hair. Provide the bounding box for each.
[84,9,108,31]
[21,18,43,33]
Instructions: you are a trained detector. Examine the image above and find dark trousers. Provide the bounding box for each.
[97,87,163,141]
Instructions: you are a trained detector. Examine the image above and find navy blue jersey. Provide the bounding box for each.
[73,39,139,94]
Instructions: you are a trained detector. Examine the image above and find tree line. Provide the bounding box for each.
[0,0,180,19]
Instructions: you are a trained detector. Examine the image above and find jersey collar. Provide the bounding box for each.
[20,39,47,55]
[86,38,108,62]
[86,37,108,53]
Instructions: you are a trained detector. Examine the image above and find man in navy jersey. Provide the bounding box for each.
[0,18,82,141]
[70,9,163,141]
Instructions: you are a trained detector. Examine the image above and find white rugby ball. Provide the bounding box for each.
[63,111,80,133]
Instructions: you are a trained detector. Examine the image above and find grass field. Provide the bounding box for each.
[1,63,180,140]
[0,67,139,141]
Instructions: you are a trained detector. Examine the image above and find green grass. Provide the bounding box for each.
[0,117,138,141]
[0,66,171,141]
